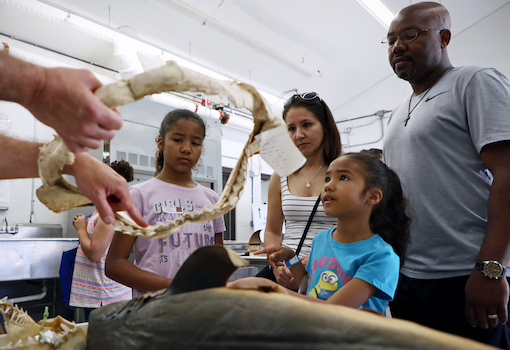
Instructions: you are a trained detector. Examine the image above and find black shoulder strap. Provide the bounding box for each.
[295,195,321,256]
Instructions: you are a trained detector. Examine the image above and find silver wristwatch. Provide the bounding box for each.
[475,260,506,279]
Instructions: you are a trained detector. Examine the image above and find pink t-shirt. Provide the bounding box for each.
[130,178,225,297]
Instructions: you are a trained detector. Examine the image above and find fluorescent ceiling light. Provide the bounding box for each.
[356,0,394,29]
[7,0,285,106]
[9,0,230,81]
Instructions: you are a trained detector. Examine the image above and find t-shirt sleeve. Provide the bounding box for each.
[353,247,400,301]
[466,68,510,152]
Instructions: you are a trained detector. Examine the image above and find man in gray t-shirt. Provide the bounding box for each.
[382,2,510,348]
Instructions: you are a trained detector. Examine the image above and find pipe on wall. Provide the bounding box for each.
[338,110,390,150]
[7,284,47,304]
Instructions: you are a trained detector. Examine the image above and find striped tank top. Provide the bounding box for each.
[69,213,132,308]
[281,177,337,256]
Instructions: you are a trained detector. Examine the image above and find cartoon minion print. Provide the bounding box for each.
[308,270,339,300]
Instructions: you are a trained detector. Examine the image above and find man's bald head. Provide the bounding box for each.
[396,2,451,31]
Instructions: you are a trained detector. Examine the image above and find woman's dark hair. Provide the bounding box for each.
[154,109,206,176]
[343,152,411,264]
[110,159,134,182]
[283,93,342,165]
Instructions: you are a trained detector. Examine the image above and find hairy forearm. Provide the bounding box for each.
[0,134,98,180]
[0,135,42,179]
[0,51,44,105]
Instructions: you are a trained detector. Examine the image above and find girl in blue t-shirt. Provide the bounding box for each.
[234,152,410,314]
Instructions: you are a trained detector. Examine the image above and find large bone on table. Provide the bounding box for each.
[36,60,284,239]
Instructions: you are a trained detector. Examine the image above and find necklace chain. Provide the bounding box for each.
[405,67,454,127]
[303,165,323,188]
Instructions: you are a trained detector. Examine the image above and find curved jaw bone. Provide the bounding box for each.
[36,60,304,238]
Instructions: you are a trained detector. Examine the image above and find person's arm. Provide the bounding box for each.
[264,172,284,251]
[74,214,114,262]
[255,246,306,281]
[255,246,304,289]
[0,51,122,152]
[288,258,307,285]
[73,213,91,256]
[0,134,147,227]
[105,232,171,293]
[326,278,378,309]
[466,141,510,329]
[227,276,377,309]
[215,232,224,245]
[0,135,40,179]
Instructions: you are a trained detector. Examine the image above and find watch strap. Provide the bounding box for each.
[475,260,506,279]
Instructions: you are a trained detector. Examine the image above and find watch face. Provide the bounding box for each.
[485,261,503,276]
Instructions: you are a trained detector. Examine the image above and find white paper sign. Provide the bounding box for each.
[259,124,306,177]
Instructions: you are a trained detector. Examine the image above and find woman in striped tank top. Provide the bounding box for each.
[263,92,341,290]
[69,160,134,319]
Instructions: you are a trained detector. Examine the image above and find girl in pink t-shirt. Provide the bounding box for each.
[106,109,225,297]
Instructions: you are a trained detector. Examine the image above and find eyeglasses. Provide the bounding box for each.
[381,28,444,46]
[284,92,321,107]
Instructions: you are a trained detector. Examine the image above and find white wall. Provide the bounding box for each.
[333,2,510,153]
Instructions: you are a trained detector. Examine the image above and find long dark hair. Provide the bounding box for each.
[344,152,411,264]
[154,109,206,176]
[283,93,342,165]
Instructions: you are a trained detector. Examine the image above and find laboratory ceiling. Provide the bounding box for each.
[1,0,509,112]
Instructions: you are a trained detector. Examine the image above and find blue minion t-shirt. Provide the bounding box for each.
[305,228,400,314]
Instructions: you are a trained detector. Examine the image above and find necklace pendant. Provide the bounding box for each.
[303,164,323,188]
